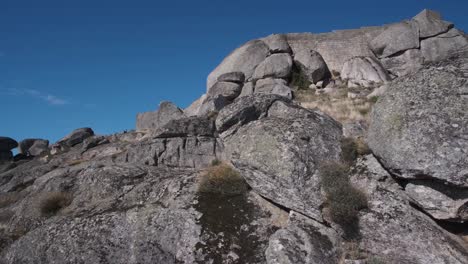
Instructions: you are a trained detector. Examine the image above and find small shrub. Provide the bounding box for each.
[198,163,248,196]
[290,67,311,90]
[67,159,87,166]
[206,111,219,120]
[38,192,72,216]
[369,96,379,104]
[343,241,367,260]
[320,162,368,238]
[0,193,20,208]
[355,138,372,156]
[210,159,221,166]
[340,137,358,165]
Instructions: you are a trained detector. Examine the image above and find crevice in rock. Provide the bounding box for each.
[372,154,468,237]
[409,201,468,238]
[255,192,291,214]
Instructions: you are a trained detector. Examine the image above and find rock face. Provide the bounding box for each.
[206,40,270,91]
[0,137,17,152]
[254,78,292,99]
[3,9,468,264]
[19,139,49,156]
[421,29,468,62]
[293,49,330,83]
[350,156,468,264]
[136,102,186,131]
[0,137,17,162]
[413,9,453,39]
[266,211,341,264]
[370,21,420,58]
[341,56,391,87]
[368,55,468,187]
[58,128,95,147]
[219,95,343,220]
[252,53,293,80]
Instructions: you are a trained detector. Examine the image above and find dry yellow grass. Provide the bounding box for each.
[198,162,248,196]
[295,89,376,123]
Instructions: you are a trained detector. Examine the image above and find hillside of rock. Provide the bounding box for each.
[1,9,468,264]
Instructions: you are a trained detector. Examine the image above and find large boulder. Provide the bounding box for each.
[0,137,18,152]
[207,81,242,100]
[412,9,453,39]
[252,53,293,80]
[219,95,342,220]
[293,49,330,83]
[368,58,468,187]
[217,71,245,83]
[421,29,468,62]
[19,139,49,156]
[136,101,186,131]
[370,21,419,58]
[58,128,95,147]
[207,40,270,90]
[254,78,293,99]
[266,211,340,264]
[184,94,206,117]
[405,183,468,221]
[341,56,391,87]
[350,156,468,264]
[262,34,292,54]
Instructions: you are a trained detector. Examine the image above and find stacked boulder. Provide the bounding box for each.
[0,137,17,162]
[368,51,468,222]
[18,139,49,156]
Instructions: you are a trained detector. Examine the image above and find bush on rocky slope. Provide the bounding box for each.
[320,162,368,238]
[198,162,248,196]
[38,192,72,216]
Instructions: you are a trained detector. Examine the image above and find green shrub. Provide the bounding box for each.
[290,67,311,90]
[369,96,379,104]
[341,137,371,165]
[320,162,368,238]
[198,163,248,196]
[210,159,221,166]
[38,192,72,216]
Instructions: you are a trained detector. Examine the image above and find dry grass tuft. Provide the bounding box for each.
[295,88,377,124]
[320,162,368,238]
[0,193,20,208]
[198,162,248,196]
[38,192,72,216]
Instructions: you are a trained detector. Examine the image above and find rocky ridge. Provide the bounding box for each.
[1,9,468,264]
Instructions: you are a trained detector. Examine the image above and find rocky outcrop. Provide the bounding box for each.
[370,21,420,58]
[266,211,341,264]
[254,78,292,99]
[368,56,468,187]
[58,128,95,147]
[341,56,391,87]
[261,34,292,54]
[18,139,49,156]
[2,9,468,264]
[219,95,343,220]
[136,102,186,131]
[206,40,270,91]
[421,29,468,62]
[252,53,293,80]
[350,156,468,264]
[413,9,453,39]
[0,137,17,162]
[293,49,330,83]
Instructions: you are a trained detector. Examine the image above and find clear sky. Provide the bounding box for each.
[1,0,467,144]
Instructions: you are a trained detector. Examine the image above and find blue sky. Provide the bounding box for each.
[1,0,467,144]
